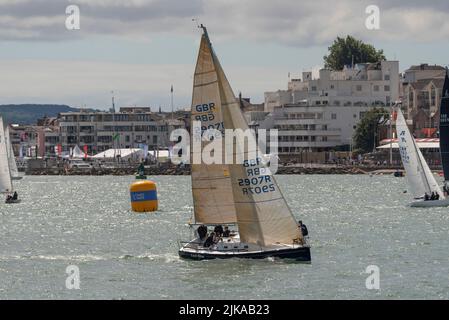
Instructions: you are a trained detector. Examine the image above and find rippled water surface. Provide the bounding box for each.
[1,175,449,299]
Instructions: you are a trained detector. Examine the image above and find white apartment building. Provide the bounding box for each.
[260,61,399,154]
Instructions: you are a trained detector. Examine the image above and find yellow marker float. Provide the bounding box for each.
[130,180,158,212]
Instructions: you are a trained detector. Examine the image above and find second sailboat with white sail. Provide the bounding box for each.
[395,103,449,207]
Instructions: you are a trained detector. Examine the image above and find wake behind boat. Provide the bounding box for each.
[395,104,447,207]
[178,25,311,262]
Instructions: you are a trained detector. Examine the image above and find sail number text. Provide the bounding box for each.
[194,102,224,134]
[239,158,276,195]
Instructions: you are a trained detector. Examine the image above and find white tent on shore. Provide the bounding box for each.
[71,145,87,158]
[92,148,145,160]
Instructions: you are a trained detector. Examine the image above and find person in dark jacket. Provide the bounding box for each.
[298,220,308,237]
[214,225,224,237]
[197,225,207,240]
[223,226,231,237]
[203,232,215,248]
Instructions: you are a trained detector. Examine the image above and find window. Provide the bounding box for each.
[311,86,317,91]
[353,114,357,118]
[331,113,337,120]
[373,85,379,92]
[330,85,335,89]
[384,75,390,80]
[153,136,158,144]
[384,85,390,92]
[356,85,362,91]
[125,135,130,142]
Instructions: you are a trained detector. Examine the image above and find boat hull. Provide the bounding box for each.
[5,199,21,204]
[410,198,449,207]
[179,245,311,262]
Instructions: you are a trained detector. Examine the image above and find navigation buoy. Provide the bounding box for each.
[130,180,158,212]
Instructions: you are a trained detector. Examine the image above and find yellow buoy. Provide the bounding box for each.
[130,180,158,212]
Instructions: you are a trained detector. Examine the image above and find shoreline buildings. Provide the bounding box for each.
[9,107,186,158]
[254,61,399,156]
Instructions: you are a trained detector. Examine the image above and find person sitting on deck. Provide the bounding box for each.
[298,220,308,237]
[430,192,436,200]
[203,232,216,248]
[214,225,224,237]
[444,185,449,196]
[435,192,440,200]
[12,192,18,200]
[424,193,430,201]
[223,226,231,237]
[6,194,12,202]
[197,225,207,240]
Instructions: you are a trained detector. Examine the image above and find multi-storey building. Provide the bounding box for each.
[265,61,400,112]
[8,109,186,158]
[57,108,184,155]
[260,61,400,154]
[401,64,446,120]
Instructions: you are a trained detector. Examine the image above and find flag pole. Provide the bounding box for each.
[171,85,174,120]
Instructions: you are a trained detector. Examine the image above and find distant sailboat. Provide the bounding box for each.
[395,104,448,207]
[0,117,20,203]
[5,126,22,180]
[178,26,311,261]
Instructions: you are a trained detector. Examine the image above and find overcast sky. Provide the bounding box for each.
[0,0,448,110]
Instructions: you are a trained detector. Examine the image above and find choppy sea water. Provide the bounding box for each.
[1,174,449,299]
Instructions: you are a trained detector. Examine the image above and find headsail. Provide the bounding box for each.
[0,117,13,193]
[190,33,237,224]
[5,126,19,179]
[396,106,443,198]
[198,26,301,246]
[439,70,449,182]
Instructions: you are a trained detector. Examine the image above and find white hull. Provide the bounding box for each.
[410,198,449,208]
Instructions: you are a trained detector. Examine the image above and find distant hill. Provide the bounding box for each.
[0,104,98,125]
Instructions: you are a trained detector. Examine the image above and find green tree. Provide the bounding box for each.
[323,36,386,70]
[353,107,389,154]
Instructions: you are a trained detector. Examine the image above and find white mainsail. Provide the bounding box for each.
[395,107,443,199]
[194,29,301,246]
[0,117,13,193]
[5,126,19,178]
[190,34,237,224]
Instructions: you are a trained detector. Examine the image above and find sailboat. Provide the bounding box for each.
[178,25,311,261]
[0,117,20,203]
[395,104,449,207]
[5,126,22,180]
[438,69,449,195]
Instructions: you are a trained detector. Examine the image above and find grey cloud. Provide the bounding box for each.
[0,0,448,45]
